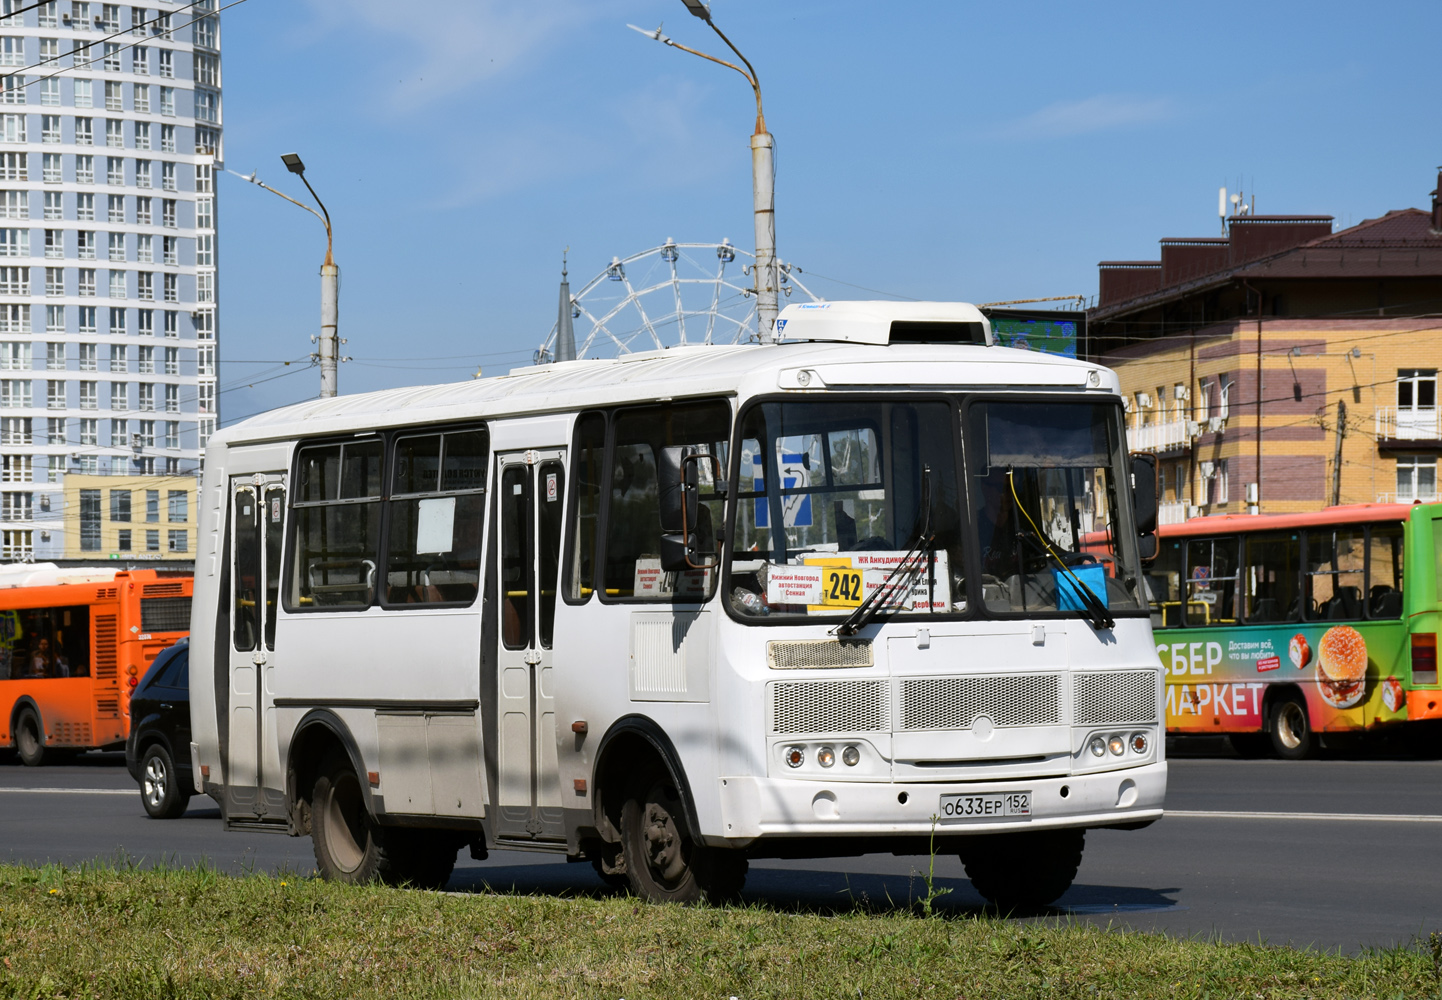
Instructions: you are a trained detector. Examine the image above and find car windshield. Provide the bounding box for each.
[727,399,964,620]
[965,400,1144,616]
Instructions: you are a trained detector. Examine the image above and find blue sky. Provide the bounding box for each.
[216,0,1439,422]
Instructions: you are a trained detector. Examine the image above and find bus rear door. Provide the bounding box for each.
[227,473,287,822]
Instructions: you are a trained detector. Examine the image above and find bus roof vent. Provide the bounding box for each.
[774,301,992,347]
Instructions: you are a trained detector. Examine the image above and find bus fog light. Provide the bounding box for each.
[1108,735,1126,756]
[1130,732,1149,754]
[817,746,835,768]
[783,746,805,768]
[1088,736,1106,758]
[841,745,860,767]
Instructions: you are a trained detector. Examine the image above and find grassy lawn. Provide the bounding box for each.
[0,862,1434,999]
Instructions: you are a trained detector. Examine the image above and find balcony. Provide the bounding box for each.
[1127,418,1191,453]
[1375,407,1441,442]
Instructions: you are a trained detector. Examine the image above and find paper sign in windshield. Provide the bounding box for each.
[414,496,456,554]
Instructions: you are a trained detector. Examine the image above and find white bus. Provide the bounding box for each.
[190,300,1166,908]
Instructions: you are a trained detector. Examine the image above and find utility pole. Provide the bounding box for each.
[282,154,339,397]
[229,155,341,397]
[631,3,778,341]
[1331,399,1347,507]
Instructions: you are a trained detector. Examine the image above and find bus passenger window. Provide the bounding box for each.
[603,400,731,602]
[290,441,383,609]
[1145,541,1182,627]
[538,462,565,647]
[501,465,531,648]
[1367,522,1404,617]
[1185,537,1239,626]
[1306,528,1364,621]
[383,428,487,606]
[1244,533,1301,623]
[233,488,260,648]
[565,412,605,603]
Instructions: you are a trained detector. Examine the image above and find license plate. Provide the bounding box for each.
[939,791,1031,820]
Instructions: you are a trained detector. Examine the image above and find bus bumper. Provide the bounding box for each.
[713,761,1167,843]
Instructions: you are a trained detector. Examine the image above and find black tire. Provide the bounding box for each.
[620,772,747,905]
[1268,696,1314,760]
[959,828,1085,912]
[139,744,191,819]
[1228,732,1271,759]
[14,709,43,767]
[311,753,395,885]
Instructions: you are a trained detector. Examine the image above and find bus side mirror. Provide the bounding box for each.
[1137,532,1158,562]
[1131,453,1157,534]
[658,446,700,572]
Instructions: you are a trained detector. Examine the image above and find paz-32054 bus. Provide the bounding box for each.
[190,301,1166,908]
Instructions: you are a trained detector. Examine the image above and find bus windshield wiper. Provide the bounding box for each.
[1006,470,1115,632]
[835,467,933,637]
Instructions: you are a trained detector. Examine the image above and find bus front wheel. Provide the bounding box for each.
[14,710,43,767]
[620,773,747,905]
[1269,697,1313,760]
[960,828,1084,912]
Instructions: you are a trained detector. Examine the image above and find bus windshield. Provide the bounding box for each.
[966,400,1144,616]
[725,395,1145,622]
[728,399,964,620]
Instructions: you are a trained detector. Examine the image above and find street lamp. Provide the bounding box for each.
[629,5,779,342]
[226,153,341,398]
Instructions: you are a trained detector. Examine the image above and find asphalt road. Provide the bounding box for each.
[2,747,1440,954]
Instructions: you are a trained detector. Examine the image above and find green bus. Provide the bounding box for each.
[1145,502,1442,758]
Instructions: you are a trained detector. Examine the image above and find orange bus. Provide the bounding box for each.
[0,566,191,765]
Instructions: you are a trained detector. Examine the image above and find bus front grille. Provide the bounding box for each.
[772,680,888,734]
[899,674,1061,731]
[1074,671,1157,725]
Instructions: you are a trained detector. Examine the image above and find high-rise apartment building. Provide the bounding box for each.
[0,0,218,564]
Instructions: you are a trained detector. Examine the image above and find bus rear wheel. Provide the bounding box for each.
[959,828,1084,912]
[312,754,392,885]
[14,710,43,767]
[620,773,747,905]
[1269,697,1314,760]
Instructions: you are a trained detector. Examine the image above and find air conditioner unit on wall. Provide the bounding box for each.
[1187,420,1200,438]
[1175,385,1189,400]
[1208,416,1224,432]
[1138,393,1152,407]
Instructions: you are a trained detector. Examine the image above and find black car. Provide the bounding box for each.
[124,638,192,819]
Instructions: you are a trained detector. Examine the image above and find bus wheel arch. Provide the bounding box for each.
[287,710,374,838]
[10,697,44,767]
[592,716,701,847]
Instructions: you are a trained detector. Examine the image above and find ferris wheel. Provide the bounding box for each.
[535,240,821,363]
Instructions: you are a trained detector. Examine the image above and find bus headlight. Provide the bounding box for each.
[783,746,805,768]
[1130,732,1149,754]
[817,746,835,768]
[841,745,860,767]
[1108,735,1126,756]
[1088,736,1106,758]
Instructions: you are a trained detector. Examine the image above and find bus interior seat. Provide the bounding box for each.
[1370,586,1402,618]
[1325,586,1362,620]
[1249,597,1280,622]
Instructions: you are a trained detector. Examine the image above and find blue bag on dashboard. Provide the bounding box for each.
[1054,563,1109,610]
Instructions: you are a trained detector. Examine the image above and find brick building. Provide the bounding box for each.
[1087,169,1442,522]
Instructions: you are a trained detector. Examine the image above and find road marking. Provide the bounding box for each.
[1168,809,1442,823]
[0,786,133,796]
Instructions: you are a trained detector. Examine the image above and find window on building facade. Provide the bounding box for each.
[145,528,158,551]
[116,528,130,550]
[136,345,152,374]
[107,193,123,223]
[0,265,24,294]
[136,233,151,262]
[38,153,57,183]
[77,268,95,295]
[132,83,148,114]
[42,229,60,259]
[167,529,185,552]
[41,191,60,221]
[79,488,100,550]
[108,344,125,373]
[1397,456,1437,503]
[163,420,176,448]
[109,487,129,522]
[44,342,62,370]
[107,232,123,262]
[78,380,95,409]
[158,48,171,77]
[78,306,95,334]
[107,270,125,299]
[136,308,152,336]
[107,306,123,335]
[159,123,173,153]
[137,382,153,410]
[76,154,93,184]
[39,78,59,107]
[0,341,25,369]
[44,305,61,331]
[106,155,123,183]
[0,416,25,443]
[73,78,91,109]
[108,381,125,410]
[78,417,95,444]
[135,158,150,188]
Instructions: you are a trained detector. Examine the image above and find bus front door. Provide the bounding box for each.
[227,474,287,822]
[494,450,567,841]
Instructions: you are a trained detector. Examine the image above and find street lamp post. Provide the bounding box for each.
[630,3,779,342]
[227,154,340,398]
